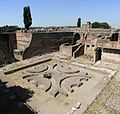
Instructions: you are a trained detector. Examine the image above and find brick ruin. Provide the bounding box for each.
[0,27,119,65]
[59,28,120,63]
[0,33,16,66]
[16,32,74,59]
[0,55,112,114]
[0,27,120,114]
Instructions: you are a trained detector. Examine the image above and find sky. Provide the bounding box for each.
[0,0,120,27]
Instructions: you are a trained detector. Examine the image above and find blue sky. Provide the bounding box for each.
[0,0,120,27]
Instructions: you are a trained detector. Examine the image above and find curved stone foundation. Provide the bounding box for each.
[22,62,91,97]
[54,64,80,74]
[26,64,48,73]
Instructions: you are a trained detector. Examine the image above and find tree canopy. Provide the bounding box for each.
[92,22,111,29]
[0,25,20,33]
[23,6,32,30]
[100,22,111,29]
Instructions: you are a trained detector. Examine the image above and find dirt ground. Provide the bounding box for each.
[84,59,120,114]
[0,53,119,114]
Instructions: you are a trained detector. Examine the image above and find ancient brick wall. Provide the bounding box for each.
[0,33,16,65]
[102,48,120,61]
[22,32,74,59]
[15,29,120,61]
[16,32,32,50]
[59,43,84,58]
[59,44,73,57]
[73,44,85,58]
[97,39,120,49]
[9,34,17,53]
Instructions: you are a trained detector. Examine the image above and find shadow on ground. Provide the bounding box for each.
[0,80,37,114]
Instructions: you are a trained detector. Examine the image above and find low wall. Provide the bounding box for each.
[102,48,120,61]
[60,44,73,57]
[60,43,84,58]
[102,52,120,61]
[97,39,120,49]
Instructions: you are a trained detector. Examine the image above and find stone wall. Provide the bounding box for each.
[82,22,92,29]
[70,28,111,34]
[16,29,112,60]
[73,28,111,42]
[94,47,102,63]
[0,33,16,65]
[59,44,73,57]
[102,48,120,61]
[0,28,119,65]
[73,44,84,58]
[1,28,119,63]
[16,32,32,50]
[59,43,84,58]
[21,32,74,59]
[97,39,120,49]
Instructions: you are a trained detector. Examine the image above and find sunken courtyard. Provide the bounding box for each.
[0,53,117,114]
[0,24,120,114]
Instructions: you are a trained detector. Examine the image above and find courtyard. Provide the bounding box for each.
[0,54,113,114]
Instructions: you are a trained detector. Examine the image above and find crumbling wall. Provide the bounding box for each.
[16,32,32,50]
[59,44,73,57]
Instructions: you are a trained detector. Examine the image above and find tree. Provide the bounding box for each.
[0,25,20,33]
[23,6,32,30]
[77,18,81,27]
[100,22,111,29]
[92,22,101,28]
[92,22,111,29]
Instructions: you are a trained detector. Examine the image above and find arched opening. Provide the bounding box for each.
[72,33,80,45]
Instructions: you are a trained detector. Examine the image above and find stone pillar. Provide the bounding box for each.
[94,48,97,63]
[94,47,102,63]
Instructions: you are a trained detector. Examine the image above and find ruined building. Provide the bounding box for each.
[0,26,120,66]
[0,24,120,114]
